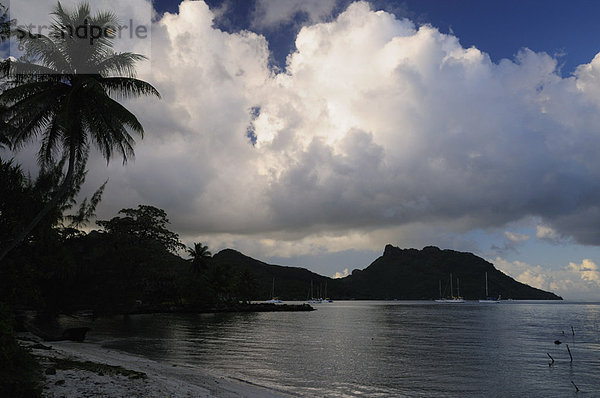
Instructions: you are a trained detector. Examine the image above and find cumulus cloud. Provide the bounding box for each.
[8,1,600,269]
[491,231,530,255]
[251,0,337,29]
[568,259,600,283]
[535,224,568,245]
[494,257,600,300]
[333,268,350,279]
[504,231,529,243]
[536,225,559,240]
[504,232,530,243]
[246,1,600,245]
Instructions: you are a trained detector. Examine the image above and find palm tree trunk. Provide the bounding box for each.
[0,145,77,263]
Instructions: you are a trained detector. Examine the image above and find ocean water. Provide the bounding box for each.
[80,301,600,397]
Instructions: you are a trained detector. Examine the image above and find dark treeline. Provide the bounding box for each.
[0,155,271,397]
[0,1,163,394]
[0,172,263,316]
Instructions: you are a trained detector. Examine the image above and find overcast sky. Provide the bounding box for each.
[5,0,600,300]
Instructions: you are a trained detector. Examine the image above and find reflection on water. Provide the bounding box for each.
[77,302,600,397]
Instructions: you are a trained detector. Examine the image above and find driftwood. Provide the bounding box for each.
[571,381,579,392]
[566,344,573,363]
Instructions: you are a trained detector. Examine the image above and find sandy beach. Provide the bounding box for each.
[20,335,289,398]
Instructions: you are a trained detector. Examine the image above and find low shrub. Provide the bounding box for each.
[0,303,41,398]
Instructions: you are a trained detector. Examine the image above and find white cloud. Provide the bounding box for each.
[568,259,600,283]
[333,268,350,279]
[10,1,600,264]
[504,231,530,243]
[494,257,600,301]
[536,224,564,244]
[252,0,337,29]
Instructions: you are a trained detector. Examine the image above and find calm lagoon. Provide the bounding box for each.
[79,301,600,397]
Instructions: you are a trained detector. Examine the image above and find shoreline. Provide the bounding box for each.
[20,334,290,398]
[126,302,315,315]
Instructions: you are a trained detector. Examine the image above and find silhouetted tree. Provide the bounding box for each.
[233,269,258,303]
[0,2,160,262]
[187,242,212,274]
[205,263,231,303]
[0,156,87,315]
[97,205,185,254]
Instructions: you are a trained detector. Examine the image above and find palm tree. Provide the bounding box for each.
[187,242,212,274]
[0,2,160,262]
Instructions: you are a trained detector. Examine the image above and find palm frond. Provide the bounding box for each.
[38,108,69,165]
[9,109,55,151]
[0,80,67,105]
[50,2,123,72]
[2,60,66,84]
[96,52,147,77]
[81,92,142,164]
[12,29,71,73]
[1,85,67,148]
[99,77,160,99]
[0,128,10,149]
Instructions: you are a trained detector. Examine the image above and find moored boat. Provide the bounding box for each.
[266,278,283,303]
[435,273,465,303]
[479,272,500,303]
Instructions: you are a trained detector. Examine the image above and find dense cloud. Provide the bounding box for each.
[6,1,600,265]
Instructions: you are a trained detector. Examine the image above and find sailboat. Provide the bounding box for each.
[479,272,500,303]
[307,280,322,304]
[322,281,333,303]
[435,273,465,303]
[266,278,283,303]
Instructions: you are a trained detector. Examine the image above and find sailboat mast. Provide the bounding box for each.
[485,272,489,297]
[457,277,461,298]
[450,273,453,298]
[438,279,442,299]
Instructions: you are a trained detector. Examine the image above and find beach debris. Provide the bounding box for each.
[60,327,92,342]
[566,344,573,362]
[554,340,561,345]
[571,326,575,336]
[547,353,554,366]
[571,380,579,392]
[32,343,52,350]
[44,357,147,380]
[28,325,92,342]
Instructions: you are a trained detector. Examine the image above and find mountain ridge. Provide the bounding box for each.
[212,244,562,301]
